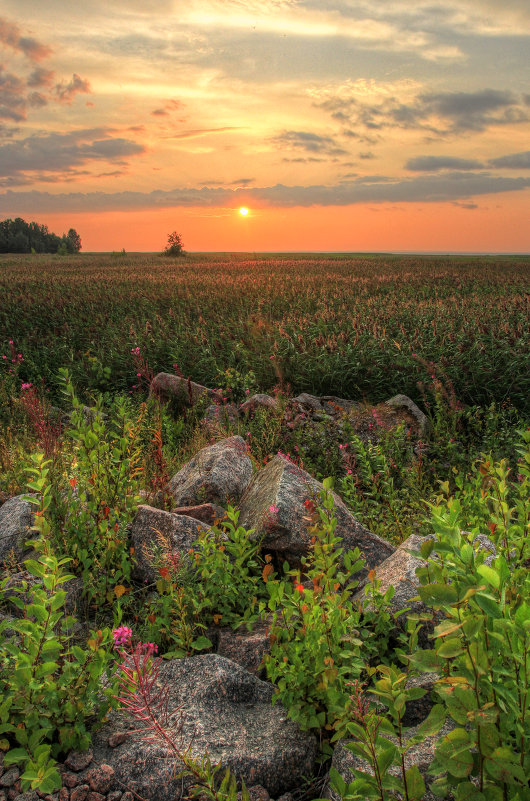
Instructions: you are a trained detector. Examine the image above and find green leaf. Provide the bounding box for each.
[418,583,458,606]
[476,564,500,589]
[4,748,28,765]
[416,704,446,737]
[474,593,502,619]
[437,638,464,658]
[404,764,425,801]
[192,635,213,651]
[435,728,473,778]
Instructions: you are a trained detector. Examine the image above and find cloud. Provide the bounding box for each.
[406,155,485,170]
[0,66,26,121]
[163,126,243,140]
[271,130,349,156]
[0,128,146,183]
[1,171,528,211]
[27,67,55,88]
[316,85,528,136]
[54,73,91,104]
[0,17,52,61]
[489,150,530,169]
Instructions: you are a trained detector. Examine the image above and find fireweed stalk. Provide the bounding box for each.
[113,632,249,801]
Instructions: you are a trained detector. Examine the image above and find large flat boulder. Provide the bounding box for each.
[130,505,211,583]
[385,394,431,439]
[0,495,34,567]
[168,436,253,507]
[91,654,317,800]
[238,456,394,574]
[151,372,221,407]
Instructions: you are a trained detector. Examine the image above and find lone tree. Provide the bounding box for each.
[164,231,185,256]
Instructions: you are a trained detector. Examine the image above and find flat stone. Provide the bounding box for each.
[150,373,221,407]
[168,436,252,507]
[238,456,394,576]
[291,394,323,412]
[91,654,317,801]
[85,765,115,794]
[0,769,19,788]
[217,617,272,675]
[130,505,211,583]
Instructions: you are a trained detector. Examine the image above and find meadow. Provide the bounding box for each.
[1,252,528,411]
[0,252,529,800]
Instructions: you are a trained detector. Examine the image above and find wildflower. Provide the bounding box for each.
[269,504,279,514]
[21,382,32,391]
[294,583,304,594]
[112,626,133,649]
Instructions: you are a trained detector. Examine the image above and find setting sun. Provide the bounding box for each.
[239,207,249,216]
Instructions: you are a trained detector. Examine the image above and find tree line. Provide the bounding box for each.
[0,217,82,254]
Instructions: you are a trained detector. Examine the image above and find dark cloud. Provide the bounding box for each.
[406,155,485,170]
[0,67,26,121]
[163,127,242,140]
[489,150,530,169]
[318,88,528,136]
[0,128,145,182]
[1,171,528,211]
[54,73,91,103]
[272,130,349,156]
[27,67,55,87]
[359,151,375,159]
[0,18,52,61]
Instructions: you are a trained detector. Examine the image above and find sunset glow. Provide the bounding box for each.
[0,2,528,252]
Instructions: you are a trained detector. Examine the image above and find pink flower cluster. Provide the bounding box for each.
[112,626,133,648]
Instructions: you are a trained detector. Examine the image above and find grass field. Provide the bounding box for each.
[1,252,529,412]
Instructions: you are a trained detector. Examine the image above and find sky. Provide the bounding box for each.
[0,0,529,252]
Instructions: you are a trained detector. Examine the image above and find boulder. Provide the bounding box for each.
[91,654,317,801]
[168,436,252,507]
[385,394,431,439]
[130,505,211,583]
[291,394,323,413]
[202,403,239,429]
[319,396,360,416]
[240,394,277,415]
[217,617,272,676]
[173,503,226,526]
[327,719,455,801]
[0,496,34,567]
[151,373,221,407]
[238,456,394,575]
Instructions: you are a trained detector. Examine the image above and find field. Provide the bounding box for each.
[0,252,529,798]
[1,252,529,411]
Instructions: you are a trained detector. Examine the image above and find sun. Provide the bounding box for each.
[239,207,249,216]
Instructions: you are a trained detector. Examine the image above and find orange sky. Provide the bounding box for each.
[41,193,529,253]
[1,2,529,251]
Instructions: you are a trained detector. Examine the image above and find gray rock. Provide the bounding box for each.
[91,654,317,801]
[328,720,455,801]
[355,534,433,647]
[385,394,431,439]
[202,403,239,428]
[319,397,360,416]
[168,436,253,507]
[217,617,272,675]
[173,503,226,526]
[240,394,278,415]
[130,505,211,583]
[238,456,394,576]
[151,373,221,407]
[292,394,323,412]
[0,496,34,566]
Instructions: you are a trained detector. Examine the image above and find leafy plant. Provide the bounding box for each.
[0,454,114,793]
[261,481,393,732]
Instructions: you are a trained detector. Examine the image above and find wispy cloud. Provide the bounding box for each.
[0,17,52,61]
[1,171,528,210]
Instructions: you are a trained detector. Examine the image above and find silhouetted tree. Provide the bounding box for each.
[0,217,81,254]
[164,231,185,256]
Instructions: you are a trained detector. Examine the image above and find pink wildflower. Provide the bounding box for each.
[112,626,133,649]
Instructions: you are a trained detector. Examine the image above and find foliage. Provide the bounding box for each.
[164,231,185,256]
[137,506,266,657]
[0,217,81,254]
[261,481,394,732]
[0,455,114,793]
[50,369,143,606]
[0,253,528,411]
